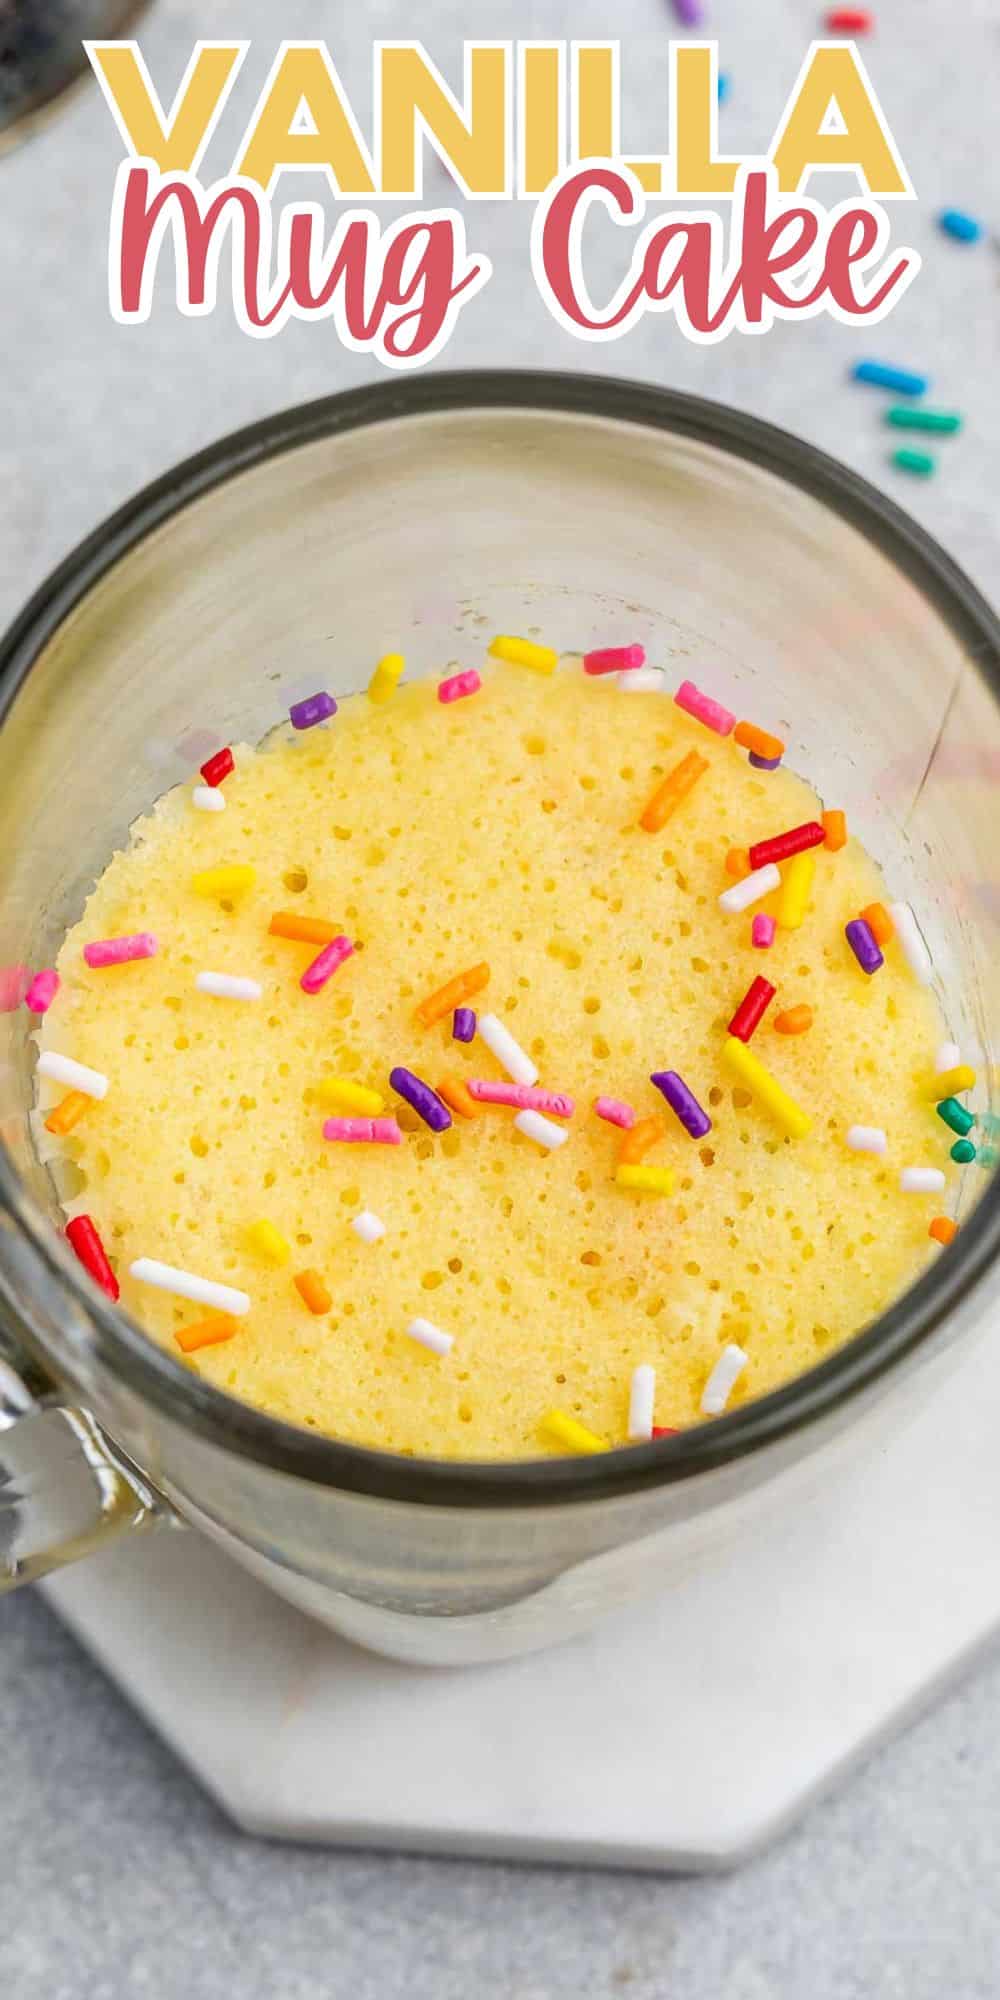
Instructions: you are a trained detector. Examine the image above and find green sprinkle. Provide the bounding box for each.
[937,1096,975,1137]
[951,1139,977,1165]
[892,447,936,477]
[887,407,962,434]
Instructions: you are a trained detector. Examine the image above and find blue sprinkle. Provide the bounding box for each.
[853,360,929,397]
[938,208,983,244]
[717,72,731,105]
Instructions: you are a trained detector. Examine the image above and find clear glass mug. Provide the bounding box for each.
[1,373,998,1666]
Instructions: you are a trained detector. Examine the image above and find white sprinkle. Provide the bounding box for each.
[619,667,665,693]
[701,1344,749,1416]
[846,1125,888,1155]
[404,1316,453,1356]
[718,863,782,915]
[352,1209,386,1244]
[192,786,226,812]
[195,971,262,1001]
[514,1108,569,1150]
[900,1166,946,1194]
[478,1011,539,1087]
[628,1364,656,1441]
[129,1258,250,1315]
[888,902,933,985]
[37,1051,109,1100]
[936,1041,961,1073]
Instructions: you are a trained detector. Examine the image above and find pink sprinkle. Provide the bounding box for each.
[467,1080,575,1117]
[594,1096,637,1130]
[83,932,159,970]
[323,1116,402,1145]
[438,669,482,704]
[0,965,30,1012]
[584,645,646,676]
[674,680,736,737]
[300,936,354,994]
[752,914,777,949]
[25,969,59,1014]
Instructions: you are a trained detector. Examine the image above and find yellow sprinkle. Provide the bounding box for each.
[921,1064,976,1100]
[191,864,256,899]
[246,1219,291,1265]
[317,1076,386,1116]
[722,1037,812,1139]
[777,850,815,930]
[367,652,405,704]
[488,634,558,675]
[615,1164,677,1195]
[540,1409,606,1455]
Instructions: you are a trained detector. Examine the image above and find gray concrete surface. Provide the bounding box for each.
[1,1,998,1994]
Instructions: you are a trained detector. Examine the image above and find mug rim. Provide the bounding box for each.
[3,368,999,1509]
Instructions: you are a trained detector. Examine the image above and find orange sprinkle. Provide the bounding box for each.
[437,1074,480,1120]
[725,846,750,878]
[822,810,847,851]
[774,1005,814,1036]
[44,1090,91,1137]
[269,911,340,945]
[294,1269,332,1315]
[618,1114,666,1165]
[640,751,709,834]
[734,721,786,761]
[176,1315,239,1354]
[929,1217,958,1247]
[860,901,894,947]
[415,962,490,1029]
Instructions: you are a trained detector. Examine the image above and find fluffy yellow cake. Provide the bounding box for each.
[36,658,955,1458]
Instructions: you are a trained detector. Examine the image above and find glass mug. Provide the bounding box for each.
[1,374,998,1666]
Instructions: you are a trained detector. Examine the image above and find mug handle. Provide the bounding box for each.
[0,1354,159,1592]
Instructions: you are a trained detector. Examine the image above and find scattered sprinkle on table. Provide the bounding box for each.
[853,360,929,397]
[826,7,872,29]
[887,407,962,435]
[938,208,983,244]
[892,448,935,478]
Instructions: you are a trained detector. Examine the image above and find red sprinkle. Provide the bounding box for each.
[652,1427,679,1439]
[728,975,777,1043]
[748,822,826,871]
[200,747,234,788]
[65,1215,119,1301]
[826,7,872,30]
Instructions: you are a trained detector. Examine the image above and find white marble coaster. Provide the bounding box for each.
[42,1318,1000,1870]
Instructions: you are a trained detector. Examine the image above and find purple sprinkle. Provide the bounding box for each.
[290,691,337,731]
[453,1007,477,1043]
[389,1066,452,1133]
[650,1070,712,1140]
[748,751,783,771]
[671,0,705,21]
[845,918,884,976]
